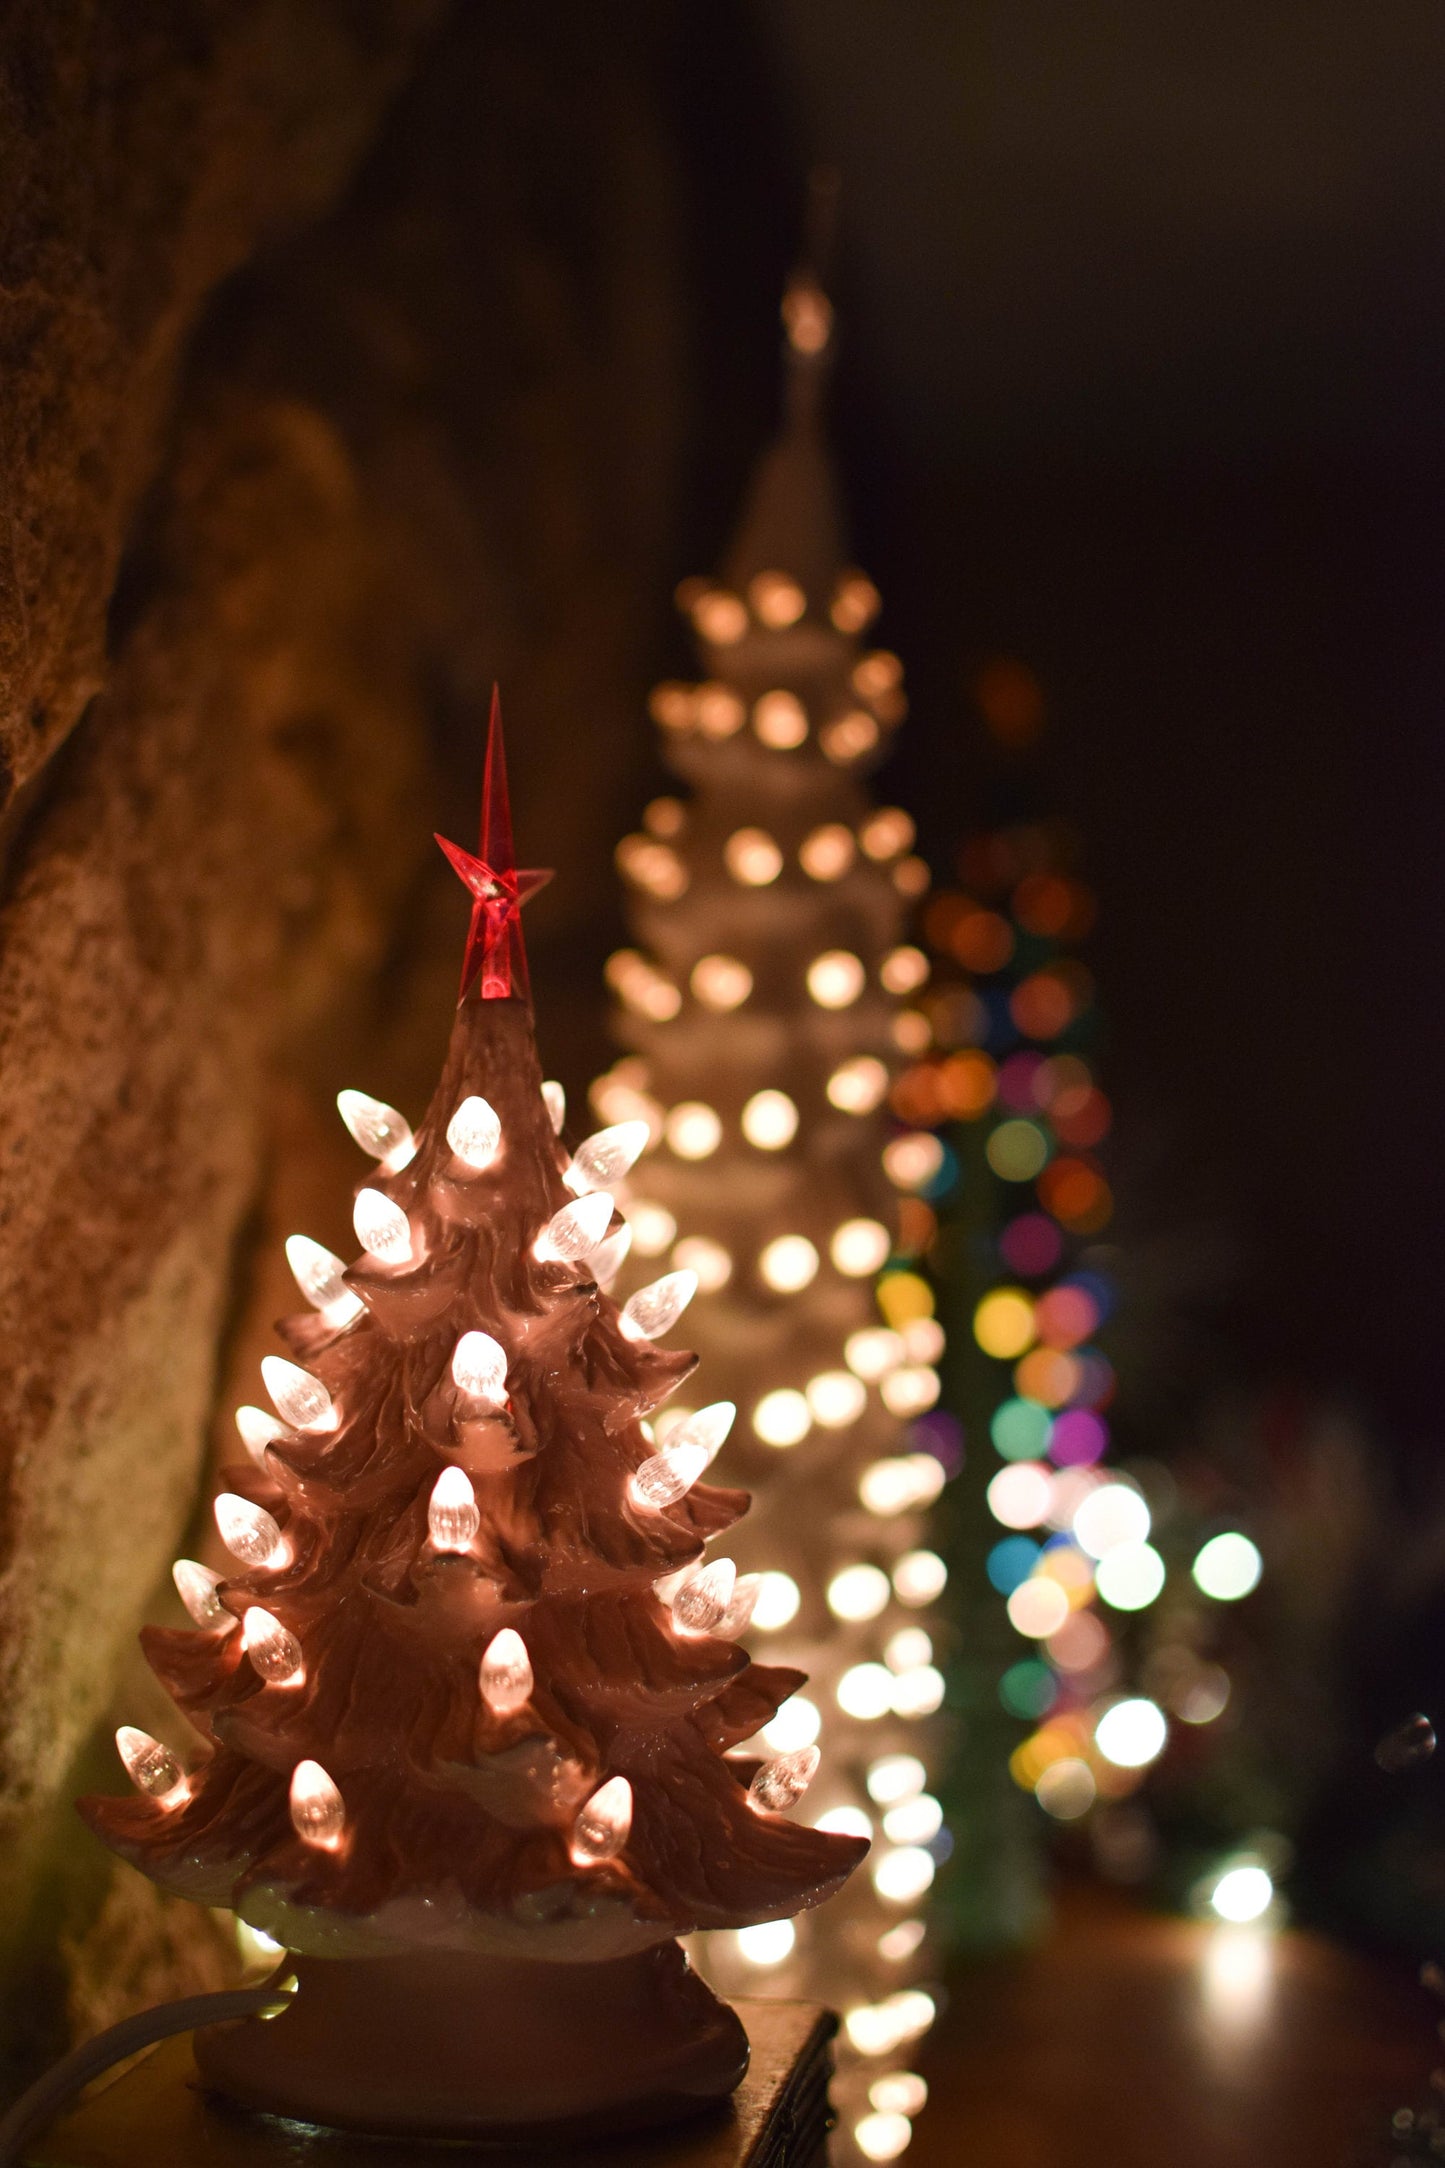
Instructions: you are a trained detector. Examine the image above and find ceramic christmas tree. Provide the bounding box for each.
[591,264,948,2159]
[81,698,864,2144]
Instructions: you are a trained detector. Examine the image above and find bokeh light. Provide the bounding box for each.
[973,1288,1037,1360]
[1095,1541,1166,1611]
[986,1119,1050,1182]
[725,827,784,885]
[1192,1532,1263,1601]
[741,1088,798,1149]
[1094,1698,1168,1769]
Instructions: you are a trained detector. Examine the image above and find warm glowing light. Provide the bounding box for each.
[762,1697,821,1752]
[566,1120,650,1195]
[867,1756,926,1806]
[695,682,747,737]
[290,1760,345,1850]
[830,572,881,633]
[828,1056,891,1113]
[570,1776,633,1865]
[626,1199,676,1255]
[591,1225,634,1290]
[987,1462,1054,1530]
[846,1990,935,2055]
[615,833,688,900]
[1073,1483,1151,1559]
[902,1318,945,1364]
[845,1327,906,1380]
[759,1236,819,1293]
[831,1218,891,1276]
[851,2096,913,2157]
[606,950,682,1021]
[643,795,685,837]
[752,1572,801,1631]
[354,1187,413,1265]
[750,570,807,627]
[821,711,880,762]
[285,1236,363,1327]
[262,1355,336,1434]
[541,1079,566,1132]
[173,1559,231,1630]
[691,589,748,644]
[1094,1697,1168,1769]
[243,1606,303,1685]
[749,1744,820,1813]
[879,1366,940,1418]
[215,1494,286,1570]
[1035,1757,1097,1820]
[799,823,855,880]
[871,2073,928,2117]
[891,1666,946,1718]
[828,1563,891,1621]
[116,1726,186,1806]
[428,1466,479,1552]
[838,1663,895,1720]
[816,1807,873,1839]
[1095,1541,1166,1611]
[986,1119,1050,1182]
[534,1191,614,1264]
[859,1454,946,1516]
[725,827,784,885]
[691,954,753,1011]
[973,1287,1037,1360]
[673,1558,737,1635]
[873,1847,935,1903]
[878,1919,927,1962]
[879,945,928,997]
[753,689,808,746]
[741,1089,798,1149]
[883,1795,942,1846]
[893,1550,947,1606]
[1193,1532,1263,1602]
[717,1574,762,1638]
[336,1089,415,1171]
[671,1401,736,1463]
[753,1388,812,1447]
[882,1134,945,1191]
[1006,1578,1071,1639]
[877,1273,935,1328]
[665,1101,722,1159]
[807,1370,867,1427]
[236,1405,287,1464]
[886,1627,932,1672]
[860,807,915,860]
[629,1407,732,1509]
[479,1628,533,1715]
[673,1235,732,1291]
[451,1330,508,1406]
[807,950,866,1008]
[1211,1864,1274,1923]
[737,1919,795,1965]
[620,1269,697,1342]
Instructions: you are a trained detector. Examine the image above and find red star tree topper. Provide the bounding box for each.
[80,695,863,2139]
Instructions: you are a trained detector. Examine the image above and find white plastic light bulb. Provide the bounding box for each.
[116,1725,187,1806]
[173,1559,232,1630]
[570,1775,632,1866]
[620,1270,697,1343]
[669,1401,737,1464]
[565,1121,650,1196]
[451,1330,508,1406]
[534,1191,614,1264]
[336,1089,415,1171]
[749,1745,821,1814]
[542,1080,566,1133]
[289,1760,345,1850]
[215,1493,286,1570]
[285,1235,364,1326]
[354,1187,413,1265]
[242,1606,304,1685]
[479,1627,533,1716]
[590,1223,634,1291]
[716,1573,762,1639]
[629,1440,710,1511]
[261,1356,337,1434]
[428,1466,479,1552]
[447,1095,502,1170]
[672,1558,736,1636]
[236,1404,288,1464]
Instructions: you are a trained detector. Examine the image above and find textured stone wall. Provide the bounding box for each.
[0,1,685,2083]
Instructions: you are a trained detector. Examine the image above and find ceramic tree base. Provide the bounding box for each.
[24,1999,836,2168]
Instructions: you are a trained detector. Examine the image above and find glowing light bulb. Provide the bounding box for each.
[672,1558,737,1635]
[672,1235,731,1291]
[882,1134,945,1191]
[290,1760,345,1850]
[1192,1532,1263,1601]
[893,1550,947,1606]
[753,1389,812,1447]
[451,1331,508,1406]
[1094,1698,1168,1769]
[626,1199,676,1255]
[828,1056,889,1113]
[285,1236,363,1327]
[337,1089,416,1170]
[880,945,929,995]
[749,1745,820,1814]
[173,1559,231,1630]
[753,689,808,747]
[845,1328,906,1380]
[830,572,881,633]
[690,954,753,1010]
[616,834,687,899]
[871,2074,928,2117]
[353,1187,413,1265]
[741,1089,798,1150]
[725,828,784,885]
[629,1440,709,1511]
[902,1317,945,1362]
[542,1081,566,1133]
[591,1224,634,1290]
[566,1121,650,1196]
[1073,1483,1151,1559]
[798,823,855,880]
[447,1095,502,1170]
[534,1191,614,1264]
[807,1371,867,1427]
[751,1572,801,1631]
[758,1236,818,1292]
[749,572,807,627]
[828,1563,891,1621]
[691,589,748,644]
[987,1462,1054,1530]
[479,1628,533,1716]
[716,1573,762,1639]
[737,1919,795,1966]
[116,1726,186,1806]
[807,950,865,1008]
[885,1626,933,1672]
[880,1366,940,1418]
[242,1606,303,1685]
[1211,1863,1274,1923]
[665,1101,722,1159]
[884,1795,942,1846]
[570,1775,632,1865]
[236,1404,288,1465]
[215,1494,286,1570]
[821,712,880,763]
[1005,1578,1070,1638]
[859,1455,946,1516]
[854,2111,912,2163]
[667,1400,736,1464]
[1096,1541,1166,1611]
[261,1356,336,1434]
[873,1847,935,1904]
[429,1466,478,1551]
[867,1755,927,1806]
[694,681,746,735]
[619,1270,697,1343]
[831,1219,891,1276]
[762,1696,820,1752]
[838,1663,895,1719]
[816,1806,872,1839]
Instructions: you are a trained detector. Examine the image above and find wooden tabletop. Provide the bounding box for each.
[908,1881,1425,2168]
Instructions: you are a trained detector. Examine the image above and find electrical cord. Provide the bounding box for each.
[0,1977,292,2167]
